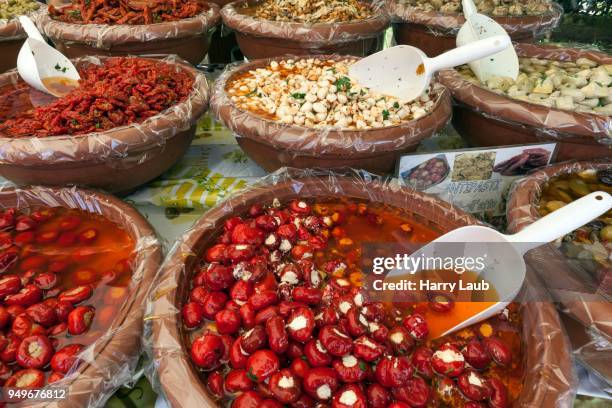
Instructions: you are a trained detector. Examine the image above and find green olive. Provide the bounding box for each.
[568,178,591,197]
[545,200,566,212]
[549,186,574,203]
[0,0,39,20]
[601,225,612,242]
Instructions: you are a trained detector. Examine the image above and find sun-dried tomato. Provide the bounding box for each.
[0,57,194,137]
[49,0,204,25]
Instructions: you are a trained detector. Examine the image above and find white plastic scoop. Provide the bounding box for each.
[348,34,511,102]
[17,16,80,97]
[385,191,612,337]
[456,0,519,82]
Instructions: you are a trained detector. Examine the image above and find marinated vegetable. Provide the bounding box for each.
[0,0,39,20]
[49,0,204,25]
[452,152,496,181]
[493,148,550,176]
[399,0,551,16]
[538,168,612,282]
[0,205,135,388]
[246,0,373,23]
[227,58,436,129]
[403,156,450,189]
[457,57,612,115]
[0,57,194,137]
[183,198,524,407]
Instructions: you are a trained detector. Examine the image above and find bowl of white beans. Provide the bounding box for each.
[211,55,452,174]
[438,43,612,162]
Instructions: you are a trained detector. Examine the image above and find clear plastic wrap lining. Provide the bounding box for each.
[387,1,562,38]
[0,54,209,166]
[0,8,43,42]
[0,184,162,407]
[562,314,612,388]
[211,56,452,156]
[438,43,612,145]
[507,159,612,343]
[36,1,221,49]
[144,167,576,408]
[220,0,390,44]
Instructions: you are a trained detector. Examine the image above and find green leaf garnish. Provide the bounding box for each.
[291,92,306,99]
[382,110,390,121]
[335,76,351,92]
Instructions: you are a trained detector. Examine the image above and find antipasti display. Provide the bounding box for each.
[456,56,612,115]
[220,0,389,58]
[438,44,612,162]
[0,57,195,137]
[38,0,220,64]
[0,185,161,407]
[48,0,205,24]
[399,0,552,17]
[389,0,562,57]
[0,206,134,387]
[0,55,209,193]
[148,171,576,408]
[226,57,435,128]
[212,55,451,173]
[183,197,525,407]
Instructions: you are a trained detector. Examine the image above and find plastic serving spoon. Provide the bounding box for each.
[456,0,519,82]
[348,34,511,102]
[17,15,80,97]
[384,191,612,337]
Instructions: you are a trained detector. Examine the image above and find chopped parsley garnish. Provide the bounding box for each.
[393,102,400,109]
[382,110,390,120]
[335,76,351,92]
[291,92,306,99]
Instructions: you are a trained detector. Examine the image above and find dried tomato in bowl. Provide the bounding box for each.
[49,0,205,25]
[0,57,195,137]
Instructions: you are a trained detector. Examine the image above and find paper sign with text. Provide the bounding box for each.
[396,143,557,215]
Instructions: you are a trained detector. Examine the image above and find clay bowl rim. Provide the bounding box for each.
[506,159,612,232]
[506,159,612,340]
[0,55,209,167]
[0,185,162,406]
[0,7,42,39]
[387,0,563,33]
[38,1,221,43]
[438,42,612,141]
[150,173,573,407]
[221,0,390,42]
[212,54,452,157]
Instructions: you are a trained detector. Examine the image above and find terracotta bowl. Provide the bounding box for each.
[438,43,612,162]
[211,55,452,174]
[220,0,389,59]
[148,172,575,407]
[0,56,209,195]
[37,1,221,65]
[389,1,562,57]
[0,185,162,408]
[507,159,612,341]
[0,19,25,73]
